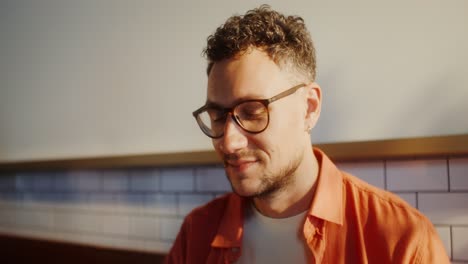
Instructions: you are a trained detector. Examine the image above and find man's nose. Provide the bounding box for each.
[219,114,248,154]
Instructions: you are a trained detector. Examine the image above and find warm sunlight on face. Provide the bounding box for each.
[207,48,317,198]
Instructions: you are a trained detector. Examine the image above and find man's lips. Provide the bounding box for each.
[225,159,257,167]
[223,159,258,174]
[223,152,260,169]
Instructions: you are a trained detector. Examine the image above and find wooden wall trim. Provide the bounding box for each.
[318,134,468,161]
[1,134,467,172]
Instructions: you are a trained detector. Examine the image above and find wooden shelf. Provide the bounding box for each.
[1,134,467,172]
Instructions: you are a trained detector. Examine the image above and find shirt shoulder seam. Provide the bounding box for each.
[342,172,423,217]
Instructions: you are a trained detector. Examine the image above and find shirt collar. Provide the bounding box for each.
[211,193,245,248]
[211,147,344,248]
[308,148,344,226]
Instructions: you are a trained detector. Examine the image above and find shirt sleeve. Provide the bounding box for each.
[415,220,451,264]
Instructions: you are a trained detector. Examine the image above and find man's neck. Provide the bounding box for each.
[252,149,319,218]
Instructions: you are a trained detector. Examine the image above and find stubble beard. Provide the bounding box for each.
[226,149,304,200]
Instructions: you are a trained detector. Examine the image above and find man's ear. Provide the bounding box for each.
[303,82,322,132]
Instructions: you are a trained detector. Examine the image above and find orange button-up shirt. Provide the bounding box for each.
[166,149,450,263]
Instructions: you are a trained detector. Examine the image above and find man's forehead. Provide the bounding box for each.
[206,50,291,106]
[206,84,269,108]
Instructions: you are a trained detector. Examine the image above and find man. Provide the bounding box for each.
[166,5,449,263]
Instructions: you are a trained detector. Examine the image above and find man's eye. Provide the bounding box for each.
[208,111,225,122]
[239,106,267,120]
[241,112,264,120]
[213,116,226,122]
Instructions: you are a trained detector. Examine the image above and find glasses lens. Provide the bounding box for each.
[196,108,226,138]
[234,101,268,133]
[195,101,269,138]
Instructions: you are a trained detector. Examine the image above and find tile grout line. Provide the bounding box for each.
[450,225,454,260]
[447,158,451,192]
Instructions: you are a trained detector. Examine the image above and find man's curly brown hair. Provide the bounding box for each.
[203,5,316,82]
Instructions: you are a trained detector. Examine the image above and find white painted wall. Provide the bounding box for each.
[1,0,467,161]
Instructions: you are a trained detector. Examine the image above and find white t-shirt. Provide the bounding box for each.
[235,203,313,263]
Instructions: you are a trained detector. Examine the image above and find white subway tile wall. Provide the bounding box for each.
[144,194,177,215]
[386,159,449,191]
[101,170,129,192]
[336,161,385,189]
[0,174,15,190]
[160,217,184,242]
[177,194,214,216]
[450,158,468,191]
[129,169,160,192]
[195,167,231,192]
[33,173,55,191]
[72,170,102,192]
[453,227,468,261]
[418,193,468,225]
[129,215,159,239]
[0,155,467,261]
[15,173,35,191]
[160,168,194,192]
[435,226,452,259]
[393,192,417,208]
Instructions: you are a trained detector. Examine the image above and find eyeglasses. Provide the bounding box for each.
[192,83,306,138]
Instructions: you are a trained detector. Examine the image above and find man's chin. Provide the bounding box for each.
[232,189,258,198]
[230,181,262,198]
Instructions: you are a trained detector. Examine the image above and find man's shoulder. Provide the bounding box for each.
[341,171,429,226]
[338,171,449,262]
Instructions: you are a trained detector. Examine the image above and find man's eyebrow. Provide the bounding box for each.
[206,95,267,109]
[204,100,224,109]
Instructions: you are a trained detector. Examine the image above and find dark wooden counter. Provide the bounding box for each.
[0,233,165,264]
